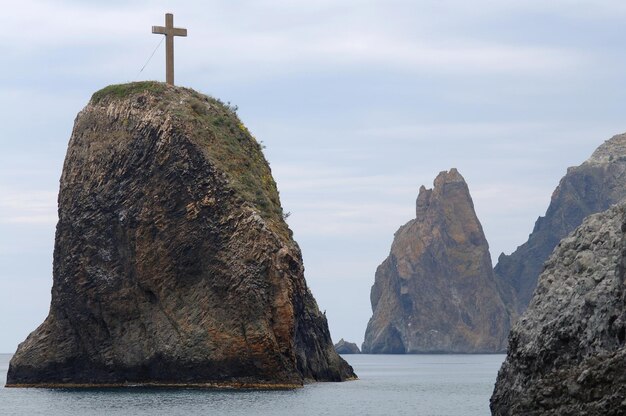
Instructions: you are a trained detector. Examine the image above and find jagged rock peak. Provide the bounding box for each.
[585,133,626,165]
[415,169,466,218]
[433,167,465,186]
[363,168,509,354]
[415,185,432,218]
[494,131,626,321]
[491,202,626,415]
[6,81,355,388]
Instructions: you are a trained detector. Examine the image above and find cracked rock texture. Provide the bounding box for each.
[6,82,355,387]
[495,133,626,320]
[362,169,509,353]
[491,202,626,415]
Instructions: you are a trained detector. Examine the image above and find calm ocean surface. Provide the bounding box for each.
[0,353,503,415]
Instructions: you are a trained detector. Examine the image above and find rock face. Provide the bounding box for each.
[495,133,626,318]
[334,339,360,354]
[491,202,626,415]
[362,169,509,353]
[6,82,355,388]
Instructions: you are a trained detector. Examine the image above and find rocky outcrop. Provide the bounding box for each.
[362,169,509,353]
[491,202,626,415]
[334,339,360,354]
[6,82,355,388]
[495,133,626,318]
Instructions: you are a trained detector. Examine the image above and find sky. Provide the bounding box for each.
[2,0,626,352]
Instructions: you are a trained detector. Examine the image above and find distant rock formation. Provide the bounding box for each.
[495,133,626,319]
[334,339,361,354]
[362,169,509,354]
[6,82,355,388]
[491,202,626,415]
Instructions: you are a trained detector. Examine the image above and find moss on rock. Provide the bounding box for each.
[89,81,288,240]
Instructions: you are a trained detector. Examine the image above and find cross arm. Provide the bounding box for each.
[152,25,167,34]
[151,26,187,37]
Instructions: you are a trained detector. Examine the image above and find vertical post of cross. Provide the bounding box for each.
[164,13,174,85]
[152,13,187,86]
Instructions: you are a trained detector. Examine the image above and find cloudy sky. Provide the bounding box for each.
[2,0,626,352]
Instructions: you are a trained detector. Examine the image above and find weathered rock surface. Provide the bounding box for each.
[334,339,361,354]
[495,133,626,319]
[362,169,509,353]
[6,82,355,388]
[491,202,626,415]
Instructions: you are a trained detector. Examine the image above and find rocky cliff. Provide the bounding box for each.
[491,202,626,415]
[6,82,355,388]
[495,133,626,318]
[362,169,509,353]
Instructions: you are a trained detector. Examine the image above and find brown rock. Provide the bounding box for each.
[362,169,509,353]
[6,82,355,387]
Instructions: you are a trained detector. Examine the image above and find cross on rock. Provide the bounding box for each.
[152,13,187,86]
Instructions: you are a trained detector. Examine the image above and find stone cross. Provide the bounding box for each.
[152,13,187,86]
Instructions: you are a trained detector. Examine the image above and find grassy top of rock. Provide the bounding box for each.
[90,81,290,240]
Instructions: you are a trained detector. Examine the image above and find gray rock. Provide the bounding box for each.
[334,339,361,354]
[491,202,626,415]
[495,133,626,321]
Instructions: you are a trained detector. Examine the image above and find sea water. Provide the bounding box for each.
[0,353,503,415]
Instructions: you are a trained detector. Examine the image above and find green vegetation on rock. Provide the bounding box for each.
[89,81,289,240]
[91,81,168,104]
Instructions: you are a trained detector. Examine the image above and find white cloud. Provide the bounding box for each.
[179,20,583,81]
[273,164,415,237]
[0,190,57,225]
[1,0,588,84]
[287,199,410,237]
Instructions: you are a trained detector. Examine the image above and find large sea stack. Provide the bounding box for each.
[495,133,626,319]
[491,202,626,415]
[362,169,509,353]
[6,82,355,387]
